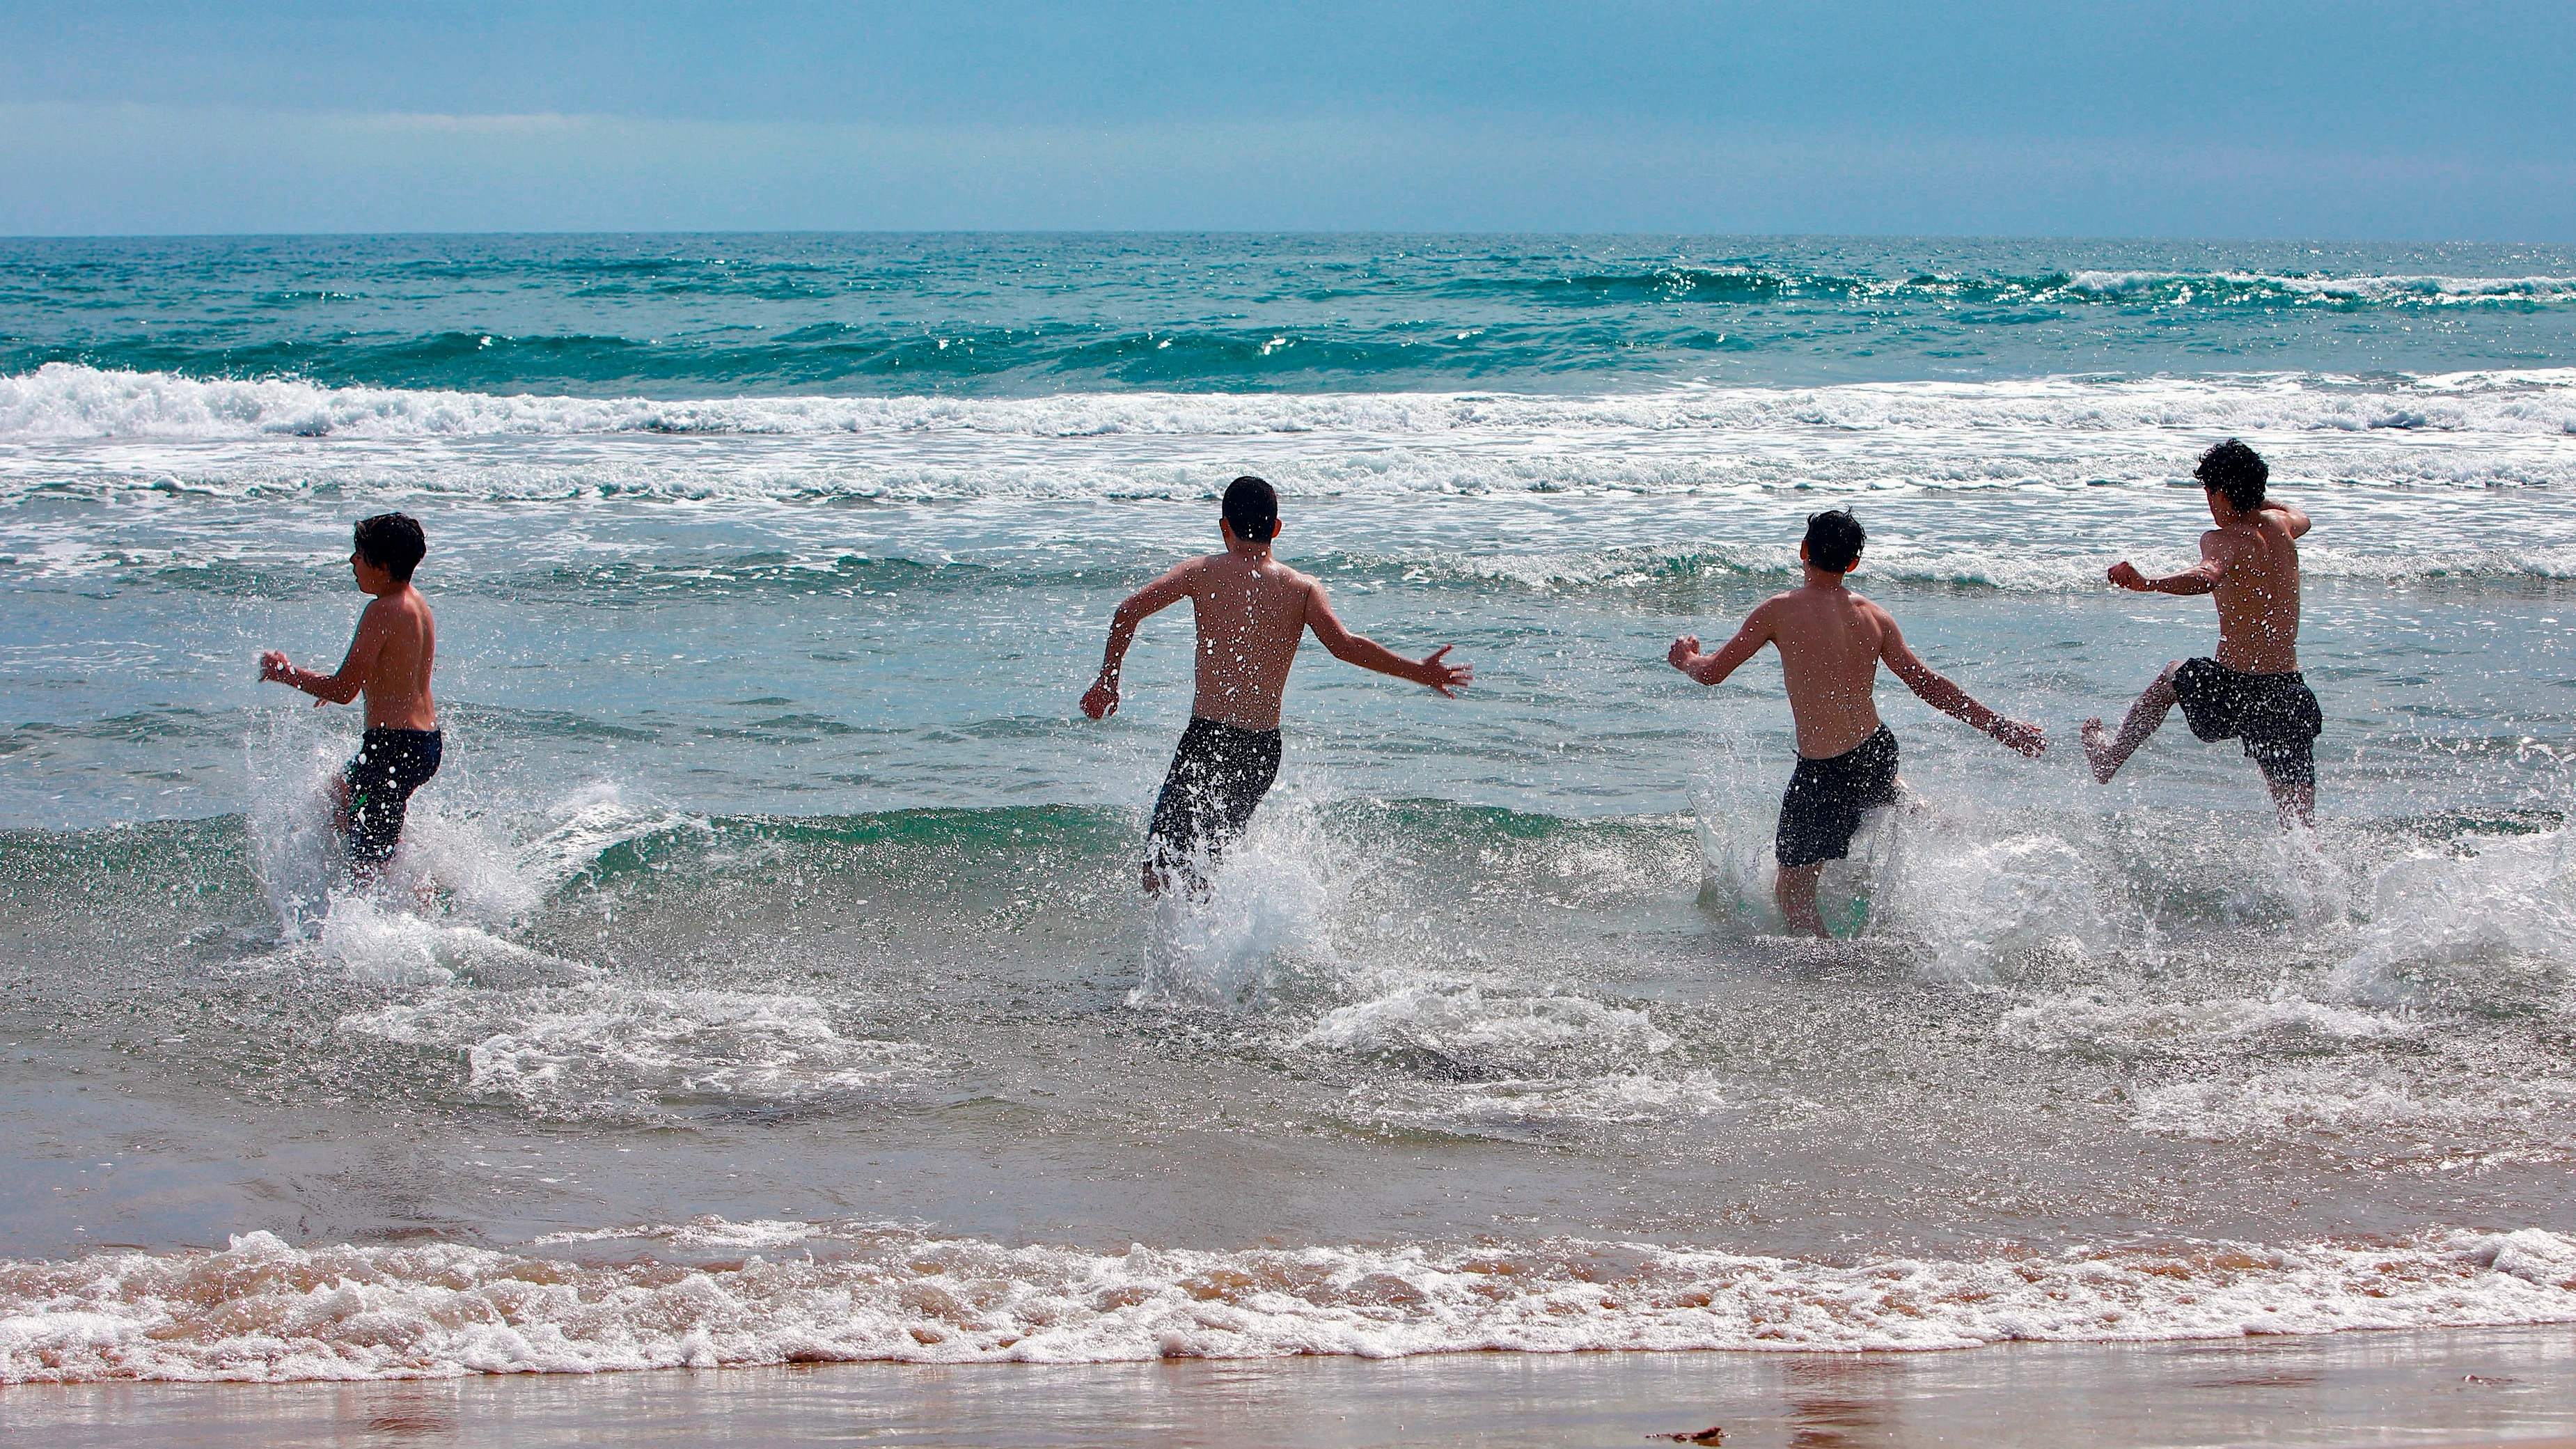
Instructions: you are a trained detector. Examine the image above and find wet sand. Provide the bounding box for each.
[7,1325,2572,1448]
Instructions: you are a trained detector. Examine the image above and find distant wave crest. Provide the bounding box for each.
[1460,265,2576,311]
[6,362,2574,444]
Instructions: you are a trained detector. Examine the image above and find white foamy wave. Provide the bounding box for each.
[2000,992,2416,1057]
[6,363,2575,444]
[314,898,593,990]
[1131,799,1342,1010]
[338,985,931,1119]
[1358,538,2576,594]
[1298,982,1674,1075]
[2128,1065,2576,1151]
[1340,1070,1732,1137]
[5,1221,2573,1382]
[2130,1067,2435,1142]
[2065,271,2576,306]
[387,782,706,933]
[1863,810,2125,982]
[2329,828,2576,1006]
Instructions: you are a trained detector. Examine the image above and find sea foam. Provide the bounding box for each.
[5,362,2574,444]
[3,1221,2571,1383]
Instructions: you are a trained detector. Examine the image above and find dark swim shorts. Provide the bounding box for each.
[2171,657,2323,792]
[1146,716,1283,879]
[1775,724,1901,870]
[342,727,443,868]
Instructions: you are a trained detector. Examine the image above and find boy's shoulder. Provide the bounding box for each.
[1767,582,1876,613]
[363,586,433,623]
[2203,522,2270,558]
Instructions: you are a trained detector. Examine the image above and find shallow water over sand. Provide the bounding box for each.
[1,235,2572,1393]
[10,1328,2576,1448]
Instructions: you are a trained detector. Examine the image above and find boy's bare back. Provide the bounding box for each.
[2106,498,2307,674]
[2203,510,2303,674]
[1177,550,1318,730]
[1083,521,1464,732]
[351,590,438,730]
[259,565,437,730]
[1749,583,1900,758]
[1675,578,2041,760]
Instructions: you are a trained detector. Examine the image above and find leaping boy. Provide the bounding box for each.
[2081,439,2320,827]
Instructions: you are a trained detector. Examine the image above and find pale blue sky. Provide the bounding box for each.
[3,1,2570,239]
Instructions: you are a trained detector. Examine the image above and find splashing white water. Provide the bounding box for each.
[2328,827,2576,1007]
[1129,791,1342,1010]
[339,985,930,1120]
[5,1220,2573,1383]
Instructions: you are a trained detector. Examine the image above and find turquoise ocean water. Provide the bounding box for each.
[2,233,2573,1381]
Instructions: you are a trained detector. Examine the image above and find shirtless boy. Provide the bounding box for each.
[1081,476,1471,894]
[2081,439,2319,827]
[1667,508,2045,937]
[259,512,441,880]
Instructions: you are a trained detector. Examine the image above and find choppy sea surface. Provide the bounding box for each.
[1,233,2572,1384]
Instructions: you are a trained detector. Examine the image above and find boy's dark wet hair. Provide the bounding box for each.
[2194,439,2269,513]
[354,512,427,583]
[1223,475,1278,544]
[1803,508,1865,573]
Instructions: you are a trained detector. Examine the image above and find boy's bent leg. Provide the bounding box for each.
[341,729,442,883]
[2082,661,2181,784]
[2266,774,2316,831]
[327,768,355,838]
[1770,730,1892,939]
[1143,724,1218,895]
[1775,864,1829,938]
[1140,719,1281,898]
[2250,740,2318,831]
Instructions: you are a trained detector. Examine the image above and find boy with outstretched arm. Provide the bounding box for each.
[259,512,441,881]
[1081,475,1472,895]
[1667,508,2045,937]
[2081,439,2319,827]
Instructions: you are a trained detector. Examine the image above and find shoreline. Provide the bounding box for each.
[7,1324,2573,1448]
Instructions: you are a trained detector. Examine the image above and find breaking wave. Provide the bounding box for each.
[5,363,2574,444]
[3,1221,2571,1382]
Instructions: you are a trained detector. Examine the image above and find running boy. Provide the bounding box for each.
[260,512,441,880]
[1081,476,1472,894]
[2081,439,2319,827]
[1668,508,2045,937]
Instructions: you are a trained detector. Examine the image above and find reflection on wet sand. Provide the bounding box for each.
[8,1324,2571,1448]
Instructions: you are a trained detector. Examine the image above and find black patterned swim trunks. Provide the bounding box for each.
[1775,724,1900,870]
[1145,716,1282,881]
[343,727,443,868]
[2171,658,2322,792]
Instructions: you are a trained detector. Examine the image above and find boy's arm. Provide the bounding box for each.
[2107,533,2226,596]
[259,604,383,707]
[1303,581,1470,696]
[1081,563,1197,719]
[1879,614,2046,756]
[1667,604,1772,687]
[2261,499,2311,539]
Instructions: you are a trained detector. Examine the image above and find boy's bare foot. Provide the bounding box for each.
[2080,718,2117,783]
